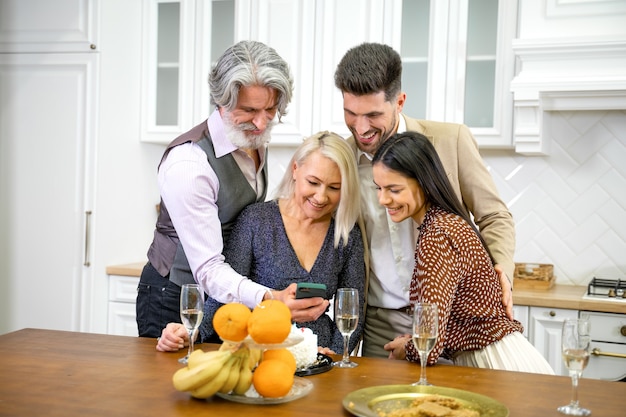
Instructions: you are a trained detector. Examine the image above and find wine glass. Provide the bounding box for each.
[558,318,591,416]
[178,284,204,364]
[412,303,438,386]
[333,288,359,368]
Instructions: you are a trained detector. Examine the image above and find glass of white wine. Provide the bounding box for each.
[178,283,204,364]
[333,288,359,368]
[558,318,591,416]
[412,303,438,386]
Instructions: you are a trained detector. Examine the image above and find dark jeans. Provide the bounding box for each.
[136,262,182,338]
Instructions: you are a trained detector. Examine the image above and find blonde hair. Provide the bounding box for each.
[274,131,360,247]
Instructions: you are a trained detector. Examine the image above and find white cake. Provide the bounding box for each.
[287,327,318,370]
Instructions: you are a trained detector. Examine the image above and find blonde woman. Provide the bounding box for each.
[158,132,365,355]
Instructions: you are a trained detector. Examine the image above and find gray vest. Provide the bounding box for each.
[147,120,268,285]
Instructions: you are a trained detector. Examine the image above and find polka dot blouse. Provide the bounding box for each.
[405,205,522,364]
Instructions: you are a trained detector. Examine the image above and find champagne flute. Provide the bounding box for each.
[178,284,204,364]
[412,303,438,386]
[558,318,591,416]
[333,288,359,368]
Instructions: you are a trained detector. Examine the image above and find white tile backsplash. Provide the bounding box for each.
[483,110,626,285]
[268,110,626,287]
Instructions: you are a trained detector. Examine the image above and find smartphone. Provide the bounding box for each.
[295,282,327,299]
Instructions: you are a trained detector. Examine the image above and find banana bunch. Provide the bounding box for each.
[172,344,262,399]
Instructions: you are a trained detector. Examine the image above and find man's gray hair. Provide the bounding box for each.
[209,40,294,120]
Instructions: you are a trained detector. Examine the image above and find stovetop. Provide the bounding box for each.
[583,277,626,302]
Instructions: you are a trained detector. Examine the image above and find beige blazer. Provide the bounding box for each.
[348,114,516,286]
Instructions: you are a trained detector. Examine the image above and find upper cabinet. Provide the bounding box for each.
[236,0,400,144]
[0,0,98,53]
[240,0,517,148]
[401,0,517,148]
[142,0,517,148]
[140,0,234,144]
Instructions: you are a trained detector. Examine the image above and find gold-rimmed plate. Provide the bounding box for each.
[343,385,508,417]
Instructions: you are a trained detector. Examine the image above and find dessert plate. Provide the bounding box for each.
[295,353,333,377]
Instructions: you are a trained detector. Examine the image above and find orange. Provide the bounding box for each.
[262,348,297,374]
[212,303,252,342]
[252,359,294,398]
[247,300,292,344]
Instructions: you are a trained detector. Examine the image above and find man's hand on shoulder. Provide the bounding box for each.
[494,264,514,320]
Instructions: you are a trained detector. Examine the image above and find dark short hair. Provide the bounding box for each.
[334,42,402,101]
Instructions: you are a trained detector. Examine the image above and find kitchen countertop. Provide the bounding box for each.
[106,262,626,314]
[2,328,624,416]
[512,284,626,314]
[106,261,145,277]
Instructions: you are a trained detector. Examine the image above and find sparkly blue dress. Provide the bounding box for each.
[198,200,365,353]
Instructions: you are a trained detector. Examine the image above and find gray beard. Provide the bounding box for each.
[223,116,276,150]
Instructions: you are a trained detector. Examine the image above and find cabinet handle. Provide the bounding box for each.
[84,210,92,267]
[549,310,556,317]
[621,326,626,337]
[591,348,626,359]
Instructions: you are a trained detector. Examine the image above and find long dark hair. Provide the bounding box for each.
[372,131,494,262]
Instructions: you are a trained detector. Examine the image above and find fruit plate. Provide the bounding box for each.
[295,353,333,377]
[215,376,313,404]
[242,331,304,350]
[342,385,509,417]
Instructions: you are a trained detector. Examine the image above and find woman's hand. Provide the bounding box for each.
[156,322,190,352]
[267,283,330,323]
[383,334,411,360]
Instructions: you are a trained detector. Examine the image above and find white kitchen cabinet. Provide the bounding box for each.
[234,0,396,144]
[512,305,529,338]
[241,0,516,147]
[584,311,626,381]
[528,306,578,376]
[0,0,97,53]
[400,0,517,148]
[140,0,235,144]
[0,0,98,334]
[142,0,517,147]
[107,275,139,337]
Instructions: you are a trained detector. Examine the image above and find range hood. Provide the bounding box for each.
[510,37,626,155]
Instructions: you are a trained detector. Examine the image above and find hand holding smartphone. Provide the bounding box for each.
[295,282,327,299]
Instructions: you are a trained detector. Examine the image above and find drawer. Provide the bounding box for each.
[107,301,138,336]
[108,275,138,303]
[583,311,626,344]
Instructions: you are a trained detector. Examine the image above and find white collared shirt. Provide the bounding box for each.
[357,116,420,309]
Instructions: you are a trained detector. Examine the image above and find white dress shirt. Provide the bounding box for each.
[157,110,269,308]
[357,117,420,309]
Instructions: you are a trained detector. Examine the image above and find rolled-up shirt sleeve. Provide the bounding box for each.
[158,142,268,308]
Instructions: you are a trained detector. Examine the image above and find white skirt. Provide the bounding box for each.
[453,332,555,375]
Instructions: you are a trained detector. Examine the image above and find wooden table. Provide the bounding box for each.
[0,329,623,416]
